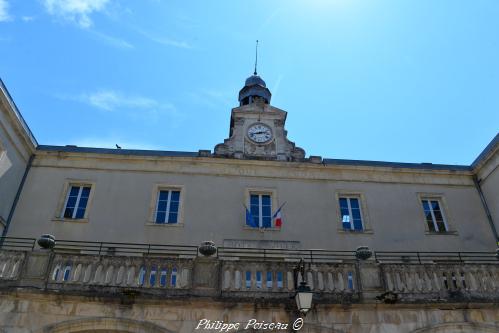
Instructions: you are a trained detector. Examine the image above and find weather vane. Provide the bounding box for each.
[254,40,259,75]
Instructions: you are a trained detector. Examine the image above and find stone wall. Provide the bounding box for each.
[7,148,497,252]
[0,81,36,231]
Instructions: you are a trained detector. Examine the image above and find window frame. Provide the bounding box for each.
[418,193,454,234]
[147,184,185,227]
[335,191,372,233]
[62,185,91,219]
[244,188,279,231]
[339,196,364,231]
[54,180,95,223]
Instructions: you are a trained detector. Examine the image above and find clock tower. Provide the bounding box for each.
[214,73,305,161]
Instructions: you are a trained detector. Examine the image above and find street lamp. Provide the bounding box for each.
[294,259,313,316]
[295,281,313,315]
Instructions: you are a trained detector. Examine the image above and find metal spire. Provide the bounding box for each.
[254,40,259,75]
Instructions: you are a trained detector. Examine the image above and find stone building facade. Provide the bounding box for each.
[0,74,498,333]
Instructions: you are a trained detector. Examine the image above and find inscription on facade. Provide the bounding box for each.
[223,239,301,249]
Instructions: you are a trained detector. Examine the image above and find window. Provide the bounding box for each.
[347,272,354,290]
[245,271,251,288]
[138,266,146,286]
[266,271,272,289]
[339,197,363,231]
[277,272,283,288]
[421,198,448,232]
[256,271,262,289]
[149,266,157,286]
[171,267,177,287]
[160,268,167,287]
[249,193,272,228]
[63,265,71,281]
[155,190,180,224]
[63,185,91,219]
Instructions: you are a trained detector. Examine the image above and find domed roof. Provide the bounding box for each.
[239,73,271,106]
[245,75,266,88]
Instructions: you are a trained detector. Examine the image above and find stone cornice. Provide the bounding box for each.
[471,133,499,181]
[33,148,474,186]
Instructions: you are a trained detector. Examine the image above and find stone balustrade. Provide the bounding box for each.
[0,250,25,280]
[221,261,356,294]
[381,263,499,301]
[48,253,193,289]
[1,248,498,304]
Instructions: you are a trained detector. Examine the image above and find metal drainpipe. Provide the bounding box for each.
[472,175,499,246]
[1,154,34,241]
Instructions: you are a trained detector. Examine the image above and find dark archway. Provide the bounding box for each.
[35,317,174,333]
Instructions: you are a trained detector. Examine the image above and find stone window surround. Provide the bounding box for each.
[244,187,280,231]
[146,184,185,227]
[52,180,96,223]
[417,192,457,235]
[334,190,373,234]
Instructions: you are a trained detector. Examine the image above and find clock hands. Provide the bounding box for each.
[248,124,272,143]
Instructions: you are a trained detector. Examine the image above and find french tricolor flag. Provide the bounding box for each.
[272,202,286,228]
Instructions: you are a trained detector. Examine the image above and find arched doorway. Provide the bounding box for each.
[35,317,174,333]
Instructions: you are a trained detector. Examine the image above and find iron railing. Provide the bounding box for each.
[53,239,199,257]
[1,237,498,264]
[374,251,499,264]
[0,237,36,250]
[217,247,356,263]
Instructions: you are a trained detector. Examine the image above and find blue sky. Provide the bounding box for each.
[0,0,498,165]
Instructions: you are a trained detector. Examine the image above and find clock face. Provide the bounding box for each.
[247,123,273,143]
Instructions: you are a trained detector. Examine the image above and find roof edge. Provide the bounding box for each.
[323,158,470,171]
[37,145,199,157]
[37,145,472,172]
[0,78,38,148]
[471,133,499,171]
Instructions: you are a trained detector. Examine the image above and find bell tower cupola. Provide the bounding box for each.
[238,40,271,106]
[238,74,271,106]
[214,41,305,161]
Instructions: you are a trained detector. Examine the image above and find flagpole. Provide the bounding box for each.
[273,201,287,217]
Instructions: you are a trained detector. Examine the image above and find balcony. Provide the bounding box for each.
[0,237,498,304]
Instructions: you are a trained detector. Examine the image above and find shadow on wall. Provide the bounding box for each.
[34,317,174,333]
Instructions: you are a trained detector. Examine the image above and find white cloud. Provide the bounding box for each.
[272,74,284,97]
[144,34,192,49]
[42,0,110,28]
[22,16,34,22]
[136,28,192,49]
[56,89,184,127]
[0,0,11,22]
[80,90,160,111]
[90,30,133,49]
[187,89,233,110]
